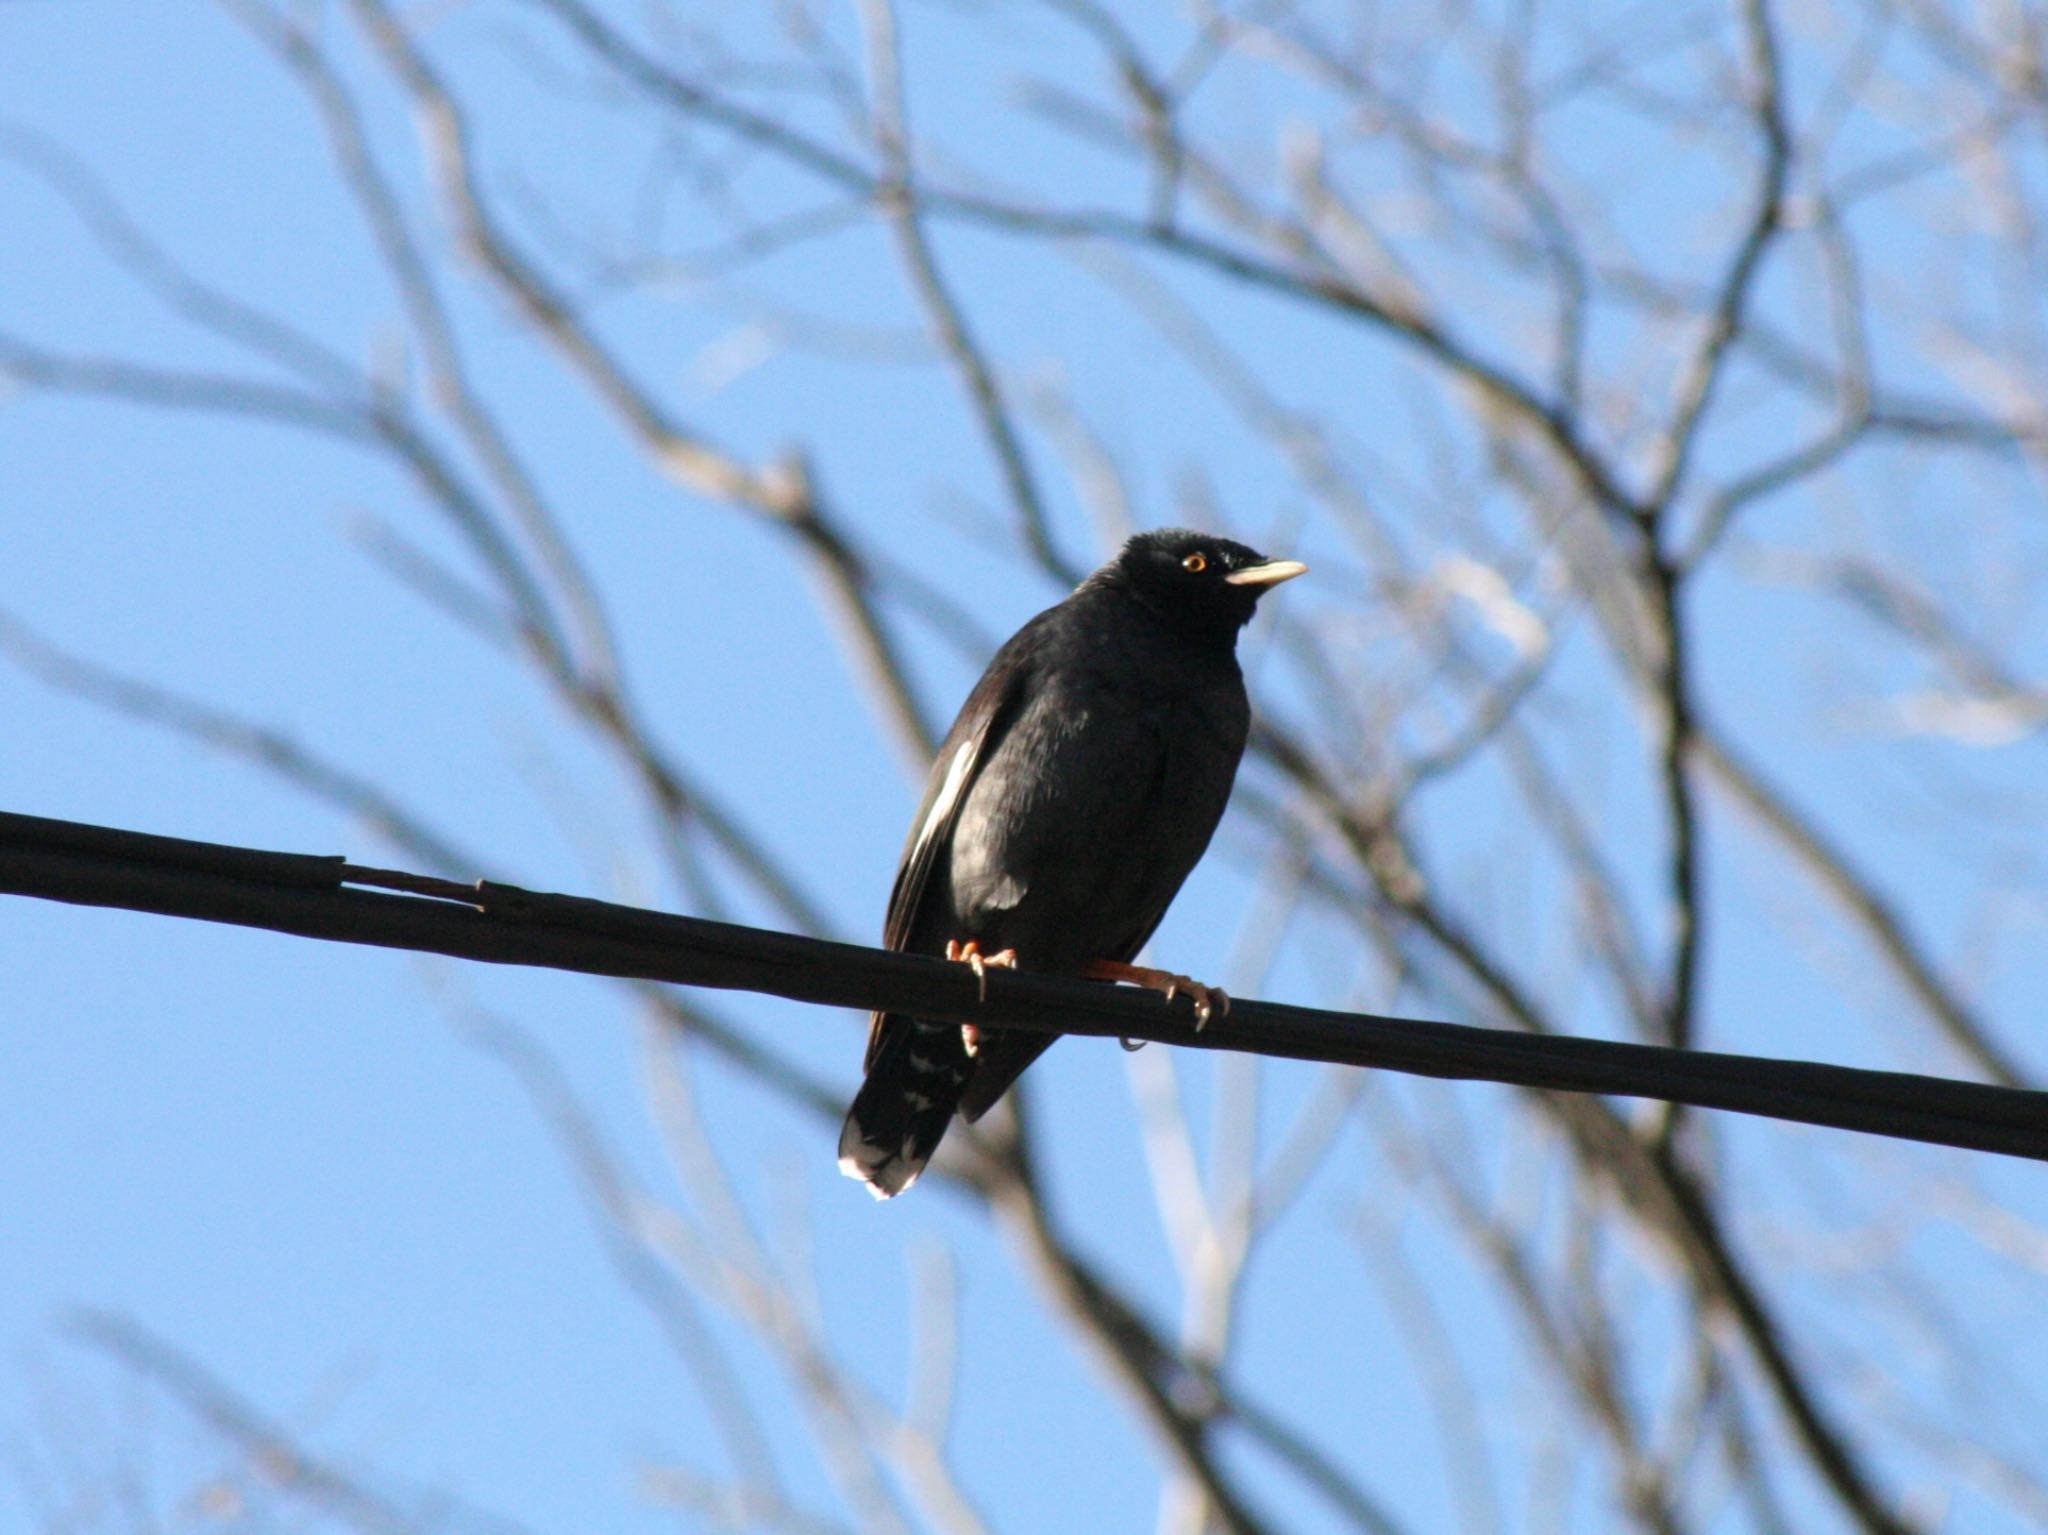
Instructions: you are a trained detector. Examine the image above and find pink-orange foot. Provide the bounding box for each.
[945,939,1019,1000]
[944,941,1018,1055]
[1085,959,1230,1030]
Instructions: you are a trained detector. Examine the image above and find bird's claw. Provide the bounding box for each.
[1182,980,1229,1032]
[945,939,1018,1004]
[1086,960,1229,1032]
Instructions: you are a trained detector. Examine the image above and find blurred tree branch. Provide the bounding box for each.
[8,1,2048,1531]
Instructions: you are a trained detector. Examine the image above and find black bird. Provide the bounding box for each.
[839,528,1306,1198]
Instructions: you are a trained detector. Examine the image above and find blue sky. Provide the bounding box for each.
[5,3,2048,1533]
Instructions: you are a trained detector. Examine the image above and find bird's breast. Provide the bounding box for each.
[942,650,1249,968]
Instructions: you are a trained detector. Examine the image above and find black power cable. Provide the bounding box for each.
[3,809,2043,1162]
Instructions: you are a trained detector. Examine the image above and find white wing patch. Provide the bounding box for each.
[908,736,978,873]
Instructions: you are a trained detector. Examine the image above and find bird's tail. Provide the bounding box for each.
[837,1017,973,1199]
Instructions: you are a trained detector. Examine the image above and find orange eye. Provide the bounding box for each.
[1182,552,1208,573]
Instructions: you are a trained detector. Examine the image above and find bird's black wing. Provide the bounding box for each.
[864,634,1037,1070]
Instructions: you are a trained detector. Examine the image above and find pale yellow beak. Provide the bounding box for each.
[1224,559,1308,588]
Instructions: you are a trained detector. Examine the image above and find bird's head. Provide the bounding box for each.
[1105,528,1307,645]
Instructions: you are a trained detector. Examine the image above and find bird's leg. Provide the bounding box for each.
[1086,959,1230,1031]
[944,939,1018,1055]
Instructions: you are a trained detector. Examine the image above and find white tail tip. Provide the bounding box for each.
[838,1123,925,1200]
